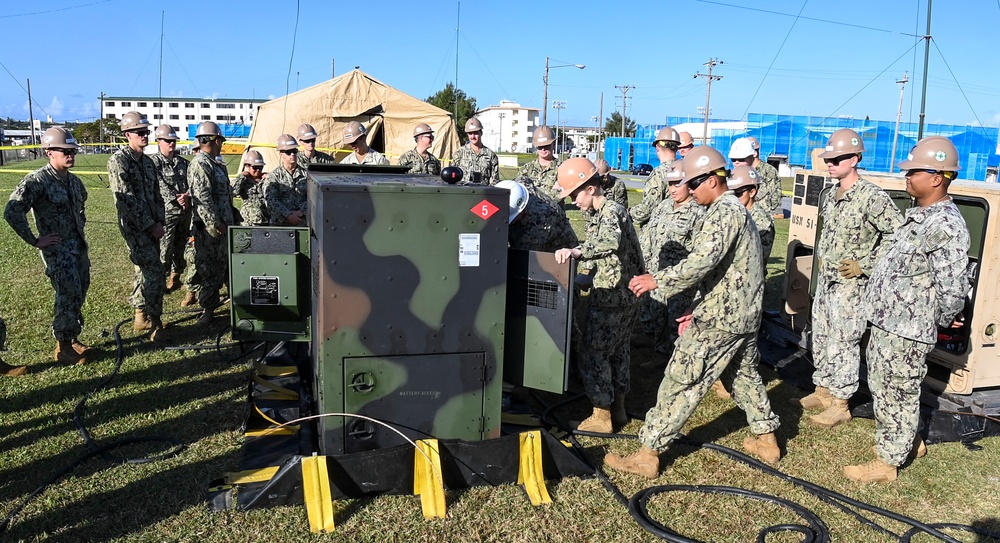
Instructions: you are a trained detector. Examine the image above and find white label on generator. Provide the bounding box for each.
[459,233,480,267]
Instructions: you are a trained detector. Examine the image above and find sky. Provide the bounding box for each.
[3,0,1000,130]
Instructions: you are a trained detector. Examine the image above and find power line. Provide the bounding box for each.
[692,0,921,37]
[0,60,51,120]
[282,0,301,132]
[740,0,809,121]
[930,38,996,150]
[0,0,112,19]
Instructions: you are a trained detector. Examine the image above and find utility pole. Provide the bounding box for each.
[331,58,335,78]
[694,58,723,145]
[100,91,105,145]
[917,0,932,139]
[890,72,909,173]
[27,79,36,157]
[614,85,633,138]
[598,91,603,153]
[498,111,505,153]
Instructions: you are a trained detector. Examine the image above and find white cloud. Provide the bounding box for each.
[46,96,65,118]
[203,92,220,100]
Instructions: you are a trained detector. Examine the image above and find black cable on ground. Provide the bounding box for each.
[531,390,998,543]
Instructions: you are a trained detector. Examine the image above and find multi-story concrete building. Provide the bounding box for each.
[475,100,540,153]
[101,96,260,136]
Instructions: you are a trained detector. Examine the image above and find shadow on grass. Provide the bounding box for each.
[0,317,256,537]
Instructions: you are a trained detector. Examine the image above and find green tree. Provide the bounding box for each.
[72,118,121,144]
[426,83,477,140]
[604,112,636,138]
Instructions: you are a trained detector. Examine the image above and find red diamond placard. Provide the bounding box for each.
[471,199,499,220]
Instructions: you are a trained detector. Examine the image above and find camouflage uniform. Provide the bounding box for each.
[863,199,969,466]
[231,173,268,226]
[398,148,442,175]
[812,179,901,400]
[452,144,499,185]
[749,202,774,266]
[575,200,644,407]
[150,151,191,281]
[108,147,166,318]
[629,161,673,227]
[519,158,561,200]
[754,160,782,216]
[341,149,389,165]
[603,174,629,210]
[297,149,334,169]
[188,151,234,309]
[263,165,309,227]
[508,194,578,252]
[4,164,90,341]
[639,198,705,351]
[639,193,779,451]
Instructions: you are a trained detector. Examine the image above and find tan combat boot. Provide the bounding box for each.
[872,435,927,460]
[196,309,215,326]
[134,309,153,331]
[809,398,852,428]
[166,272,182,293]
[71,339,95,357]
[0,359,28,376]
[843,457,897,483]
[54,340,86,365]
[181,290,197,307]
[604,446,660,479]
[789,386,833,410]
[711,379,732,400]
[577,407,613,433]
[611,395,628,430]
[742,432,781,465]
[148,316,169,343]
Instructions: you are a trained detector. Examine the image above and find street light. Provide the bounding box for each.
[543,56,585,127]
[498,112,505,154]
[552,100,566,156]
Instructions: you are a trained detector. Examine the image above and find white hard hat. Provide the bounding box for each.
[728,137,755,160]
[496,180,530,223]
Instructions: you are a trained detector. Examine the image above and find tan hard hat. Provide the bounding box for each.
[154,124,179,141]
[666,159,684,182]
[898,136,961,172]
[678,131,695,148]
[747,136,760,150]
[120,111,151,132]
[276,134,299,151]
[654,126,681,145]
[196,121,225,139]
[413,123,434,138]
[594,158,611,175]
[464,117,484,133]
[40,127,80,149]
[533,126,556,147]
[557,157,599,198]
[819,128,865,159]
[343,121,367,144]
[243,150,265,166]
[728,164,760,190]
[296,124,318,140]
[681,146,728,184]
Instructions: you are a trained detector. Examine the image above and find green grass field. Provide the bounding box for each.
[1,155,998,542]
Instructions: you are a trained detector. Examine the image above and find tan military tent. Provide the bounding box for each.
[248,68,460,168]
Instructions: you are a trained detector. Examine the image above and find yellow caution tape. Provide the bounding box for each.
[225,466,280,485]
[517,430,552,506]
[302,456,336,533]
[253,359,298,377]
[413,439,447,519]
[252,374,299,401]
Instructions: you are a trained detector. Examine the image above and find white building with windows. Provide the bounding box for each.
[474,100,540,153]
[101,96,260,136]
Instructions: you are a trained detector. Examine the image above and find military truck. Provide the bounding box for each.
[779,151,1000,411]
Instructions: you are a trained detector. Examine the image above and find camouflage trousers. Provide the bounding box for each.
[639,290,695,354]
[160,208,192,277]
[866,325,933,467]
[576,302,638,407]
[181,236,198,293]
[125,232,165,317]
[0,316,6,350]
[190,225,229,309]
[40,246,90,341]
[811,279,867,399]
[639,319,779,451]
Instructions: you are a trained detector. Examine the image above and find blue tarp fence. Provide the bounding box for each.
[606,113,999,180]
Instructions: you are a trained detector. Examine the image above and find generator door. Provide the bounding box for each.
[504,250,575,393]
